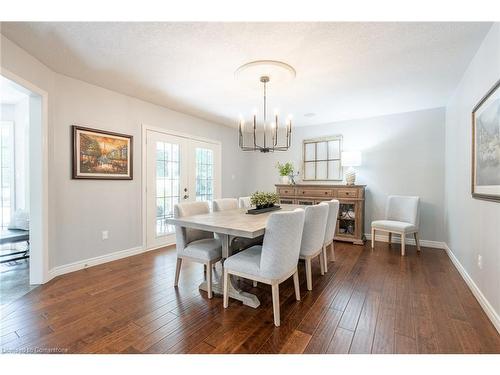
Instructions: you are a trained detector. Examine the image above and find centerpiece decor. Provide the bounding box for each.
[247,191,281,214]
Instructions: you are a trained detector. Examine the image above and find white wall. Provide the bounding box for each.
[444,24,500,323]
[250,108,446,242]
[1,34,253,270]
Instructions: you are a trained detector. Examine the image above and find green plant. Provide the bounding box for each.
[276,162,294,177]
[250,191,279,208]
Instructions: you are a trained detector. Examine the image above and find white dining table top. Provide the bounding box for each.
[167,204,303,238]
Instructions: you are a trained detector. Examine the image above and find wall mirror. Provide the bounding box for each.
[302,135,343,181]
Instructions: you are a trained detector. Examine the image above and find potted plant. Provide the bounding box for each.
[250,191,280,210]
[276,162,294,184]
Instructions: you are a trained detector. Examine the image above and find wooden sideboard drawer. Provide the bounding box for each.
[277,187,296,197]
[297,188,332,197]
[337,189,358,198]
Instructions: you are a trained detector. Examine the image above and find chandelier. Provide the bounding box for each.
[237,61,294,153]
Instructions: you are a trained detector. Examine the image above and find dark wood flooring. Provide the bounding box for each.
[1,241,499,354]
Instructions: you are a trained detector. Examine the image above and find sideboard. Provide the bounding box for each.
[275,184,366,245]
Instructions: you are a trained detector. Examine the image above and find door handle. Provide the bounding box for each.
[183,194,189,200]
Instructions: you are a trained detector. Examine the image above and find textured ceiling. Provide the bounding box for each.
[0,22,492,127]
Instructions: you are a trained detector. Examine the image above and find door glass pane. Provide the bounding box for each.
[196,148,214,202]
[156,141,180,236]
[0,123,13,228]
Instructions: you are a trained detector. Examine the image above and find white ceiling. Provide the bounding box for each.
[0,22,492,127]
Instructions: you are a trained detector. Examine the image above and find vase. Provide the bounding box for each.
[281,175,290,184]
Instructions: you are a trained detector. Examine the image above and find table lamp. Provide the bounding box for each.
[341,151,362,185]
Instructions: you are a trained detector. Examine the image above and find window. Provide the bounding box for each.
[303,136,342,181]
[195,147,214,202]
[156,141,180,236]
[0,121,14,229]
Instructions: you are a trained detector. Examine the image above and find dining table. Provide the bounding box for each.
[167,204,302,308]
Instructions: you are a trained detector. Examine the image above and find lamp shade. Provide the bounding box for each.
[341,151,362,167]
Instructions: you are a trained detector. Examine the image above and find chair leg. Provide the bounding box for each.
[371,227,375,248]
[322,245,328,273]
[414,232,421,252]
[330,240,336,261]
[271,283,280,327]
[253,280,258,287]
[293,270,300,301]
[223,269,229,308]
[174,258,182,287]
[401,233,406,256]
[206,262,213,299]
[305,258,313,291]
[388,232,392,244]
[319,252,325,276]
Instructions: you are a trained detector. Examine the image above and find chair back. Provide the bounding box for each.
[174,201,213,250]
[260,209,305,279]
[324,200,340,244]
[385,195,420,227]
[238,196,251,208]
[213,198,238,212]
[300,203,329,256]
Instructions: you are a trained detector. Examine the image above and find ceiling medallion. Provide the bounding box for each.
[236,60,295,153]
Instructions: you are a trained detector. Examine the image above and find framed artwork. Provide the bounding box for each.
[472,79,500,202]
[72,125,133,180]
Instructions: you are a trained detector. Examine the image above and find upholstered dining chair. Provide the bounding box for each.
[371,195,420,256]
[213,198,238,212]
[323,199,340,272]
[173,201,222,298]
[238,196,252,208]
[223,208,305,327]
[300,203,329,291]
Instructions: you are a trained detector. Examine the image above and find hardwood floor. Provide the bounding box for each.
[1,241,499,354]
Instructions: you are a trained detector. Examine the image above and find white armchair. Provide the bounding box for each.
[371,195,421,256]
[223,209,305,327]
[323,199,340,272]
[213,198,238,212]
[238,196,252,208]
[173,201,222,298]
[300,203,329,291]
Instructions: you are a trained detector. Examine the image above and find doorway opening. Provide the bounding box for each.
[0,73,47,306]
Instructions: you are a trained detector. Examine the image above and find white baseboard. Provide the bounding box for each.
[443,243,500,334]
[48,245,150,280]
[365,233,446,249]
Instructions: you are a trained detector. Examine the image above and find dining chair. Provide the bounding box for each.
[173,201,222,298]
[238,196,252,208]
[223,208,305,327]
[323,199,340,272]
[300,203,329,291]
[371,195,420,256]
[213,198,238,212]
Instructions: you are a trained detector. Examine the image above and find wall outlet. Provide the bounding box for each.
[477,255,483,270]
[102,230,109,240]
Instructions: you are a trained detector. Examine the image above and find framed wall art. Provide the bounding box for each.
[472,79,500,202]
[72,125,133,180]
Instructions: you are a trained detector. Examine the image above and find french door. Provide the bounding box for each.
[145,129,221,249]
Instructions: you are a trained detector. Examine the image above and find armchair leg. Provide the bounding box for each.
[293,270,300,301]
[206,262,213,299]
[174,258,182,287]
[322,245,328,273]
[388,232,392,244]
[319,252,325,276]
[414,232,421,252]
[371,227,375,248]
[253,280,258,287]
[271,283,280,327]
[330,241,336,261]
[223,269,229,308]
[305,258,313,291]
[401,233,406,256]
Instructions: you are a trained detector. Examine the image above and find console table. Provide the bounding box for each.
[275,184,366,245]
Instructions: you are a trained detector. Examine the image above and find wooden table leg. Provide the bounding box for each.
[199,233,260,308]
